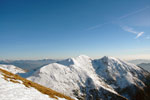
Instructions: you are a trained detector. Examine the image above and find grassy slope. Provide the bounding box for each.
[0,68,74,100]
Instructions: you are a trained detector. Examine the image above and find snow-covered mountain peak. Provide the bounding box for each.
[29,55,125,99]
[101,56,121,64]
[68,55,91,62]
[75,55,91,59]
[28,55,150,100]
[93,56,147,91]
[71,55,91,66]
[56,55,91,67]
[99,56,141,70]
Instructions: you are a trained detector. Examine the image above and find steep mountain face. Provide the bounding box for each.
[0,66,74,100]
[93,56,150,100]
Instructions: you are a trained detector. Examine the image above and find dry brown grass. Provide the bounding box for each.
[0,68,74,100]
[9,79,21,84]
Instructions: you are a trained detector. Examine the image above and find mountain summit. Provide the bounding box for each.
[28,55,150,100]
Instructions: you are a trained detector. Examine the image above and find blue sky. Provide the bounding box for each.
[0,0,150,60]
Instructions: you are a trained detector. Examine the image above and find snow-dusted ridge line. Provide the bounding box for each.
[95,56,146,88]
[28,55,134,100]
[1,55,150,100]
[0,67,74,100]
[0,64,26,74]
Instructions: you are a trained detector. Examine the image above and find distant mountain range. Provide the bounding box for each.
[128,59,150,72]
[128,59,150,65]
[1,58,150,72]
[137,63,150,72]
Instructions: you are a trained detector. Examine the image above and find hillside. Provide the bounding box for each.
[0,66,74,100]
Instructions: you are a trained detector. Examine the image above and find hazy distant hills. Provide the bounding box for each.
[128,59,150,72]
[137,63,150,72]
[0,59,57,71]
[1,58,150,73]
[128,59,150,65]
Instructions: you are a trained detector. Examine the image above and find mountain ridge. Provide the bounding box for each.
[28,55,150,100]
[1,55,150,100]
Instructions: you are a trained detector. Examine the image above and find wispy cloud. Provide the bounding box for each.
[86,6,150,40]
[87,22,110,30]
[118,6,150,20]
[87,6,150,31]
[121,25,144,39]
[136,32,144,39]
[121,26,137,34]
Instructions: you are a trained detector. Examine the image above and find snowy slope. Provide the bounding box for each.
[28,55,126,100]
[0,64,25,74]
[93,56,147,89]
[0,76,52,100]
[0,68,73,100]
[92,56,150,99]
